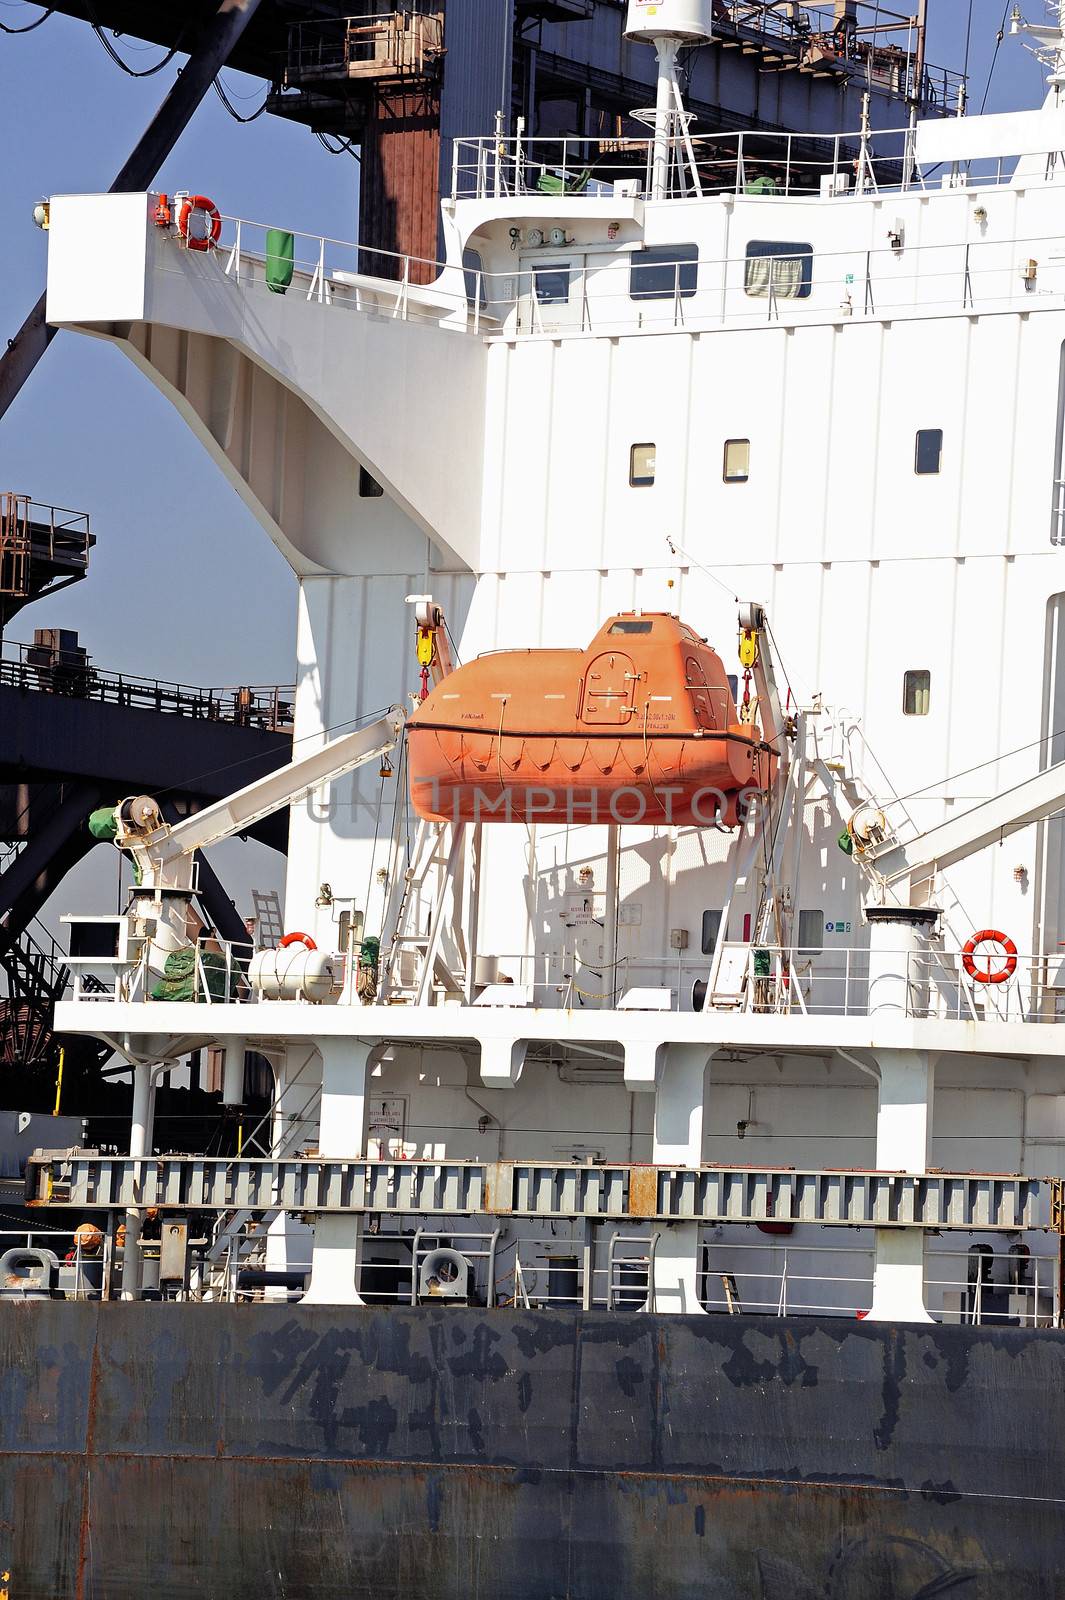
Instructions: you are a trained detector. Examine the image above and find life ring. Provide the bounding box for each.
[178,194,221,251]
[962,929,1017,985]
[279,931,317,951]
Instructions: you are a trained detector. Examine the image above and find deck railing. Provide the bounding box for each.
[1,637,294,731]
[66,936,1065,1024]
[163,199,1065,346]
[450,120,1020,204]
[11,1222,1054,1325]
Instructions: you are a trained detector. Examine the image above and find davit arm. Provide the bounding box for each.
[112,707,406,893]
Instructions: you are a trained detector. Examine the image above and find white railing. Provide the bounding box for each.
[71,935,256,1006]
[451,122,1032,204]
[193,1229,1059,1328]
[477,229,1065,339]
[162,206,1065,345]
[162,210,470,327]
[66,934,1065,1024]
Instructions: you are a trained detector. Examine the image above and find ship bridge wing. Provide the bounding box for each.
[45,193,487,576]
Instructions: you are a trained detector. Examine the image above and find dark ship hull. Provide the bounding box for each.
[1,1303,1060,1599]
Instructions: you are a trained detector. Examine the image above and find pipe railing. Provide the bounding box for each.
[164,201,1065,345]
[163,1228,1058,1326]
[63,936,1065,1023]
[0,637,294,729]
[451,118,1024,203]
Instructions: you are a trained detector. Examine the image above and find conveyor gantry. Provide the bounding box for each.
[28,1154,1048,1232]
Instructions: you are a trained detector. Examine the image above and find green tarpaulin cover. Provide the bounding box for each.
[266,229,295,294]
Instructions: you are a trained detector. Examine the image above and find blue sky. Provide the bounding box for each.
[0,2,1048,924]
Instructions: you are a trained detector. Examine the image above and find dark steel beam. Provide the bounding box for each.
[0,0,264,422]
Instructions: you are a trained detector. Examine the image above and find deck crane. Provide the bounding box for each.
[77,706,406,979]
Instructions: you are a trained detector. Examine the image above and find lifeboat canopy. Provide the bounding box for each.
[407,613,778,827]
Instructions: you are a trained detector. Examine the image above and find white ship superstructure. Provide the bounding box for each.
[35,0,1065,1329]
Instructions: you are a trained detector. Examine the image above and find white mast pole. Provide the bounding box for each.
[651,37,680,200]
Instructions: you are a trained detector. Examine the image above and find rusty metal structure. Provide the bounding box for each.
[17,3,955,276]
[0,494,92,639]
[1,1301,1062,1597]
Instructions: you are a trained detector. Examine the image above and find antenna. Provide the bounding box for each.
[1010,2,1065,93]
[624,1,713,199]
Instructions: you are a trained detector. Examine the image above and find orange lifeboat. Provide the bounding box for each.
[407,613,778,827]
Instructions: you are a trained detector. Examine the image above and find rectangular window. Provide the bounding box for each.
[744,239,813,300]
[915,428,943,475]
[723,439,750,483]
[701,909,723,955]
[629,243,699,301]
[903,669,931,716]
[797,908,824,953]
[532,264,571,304]
[630,443,656,486]
[609,618,653,634]
[359,467,383,498]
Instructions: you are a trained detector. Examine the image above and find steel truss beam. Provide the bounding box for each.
[28,1154,1044,1231]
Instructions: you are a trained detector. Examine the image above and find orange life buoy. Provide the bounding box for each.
[178,194,221,251]
[279,931,317,951]
[962,929,1017,985]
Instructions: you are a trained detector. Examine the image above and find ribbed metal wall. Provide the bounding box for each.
[438,0,514,198]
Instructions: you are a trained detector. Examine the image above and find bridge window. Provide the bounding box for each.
[903,669,931,716]
[915,428,943,475]
[359,467,383,498]
[744,240,813,300]
[723,438,750,483]
[629,244,698,301]
[630,443,656,486]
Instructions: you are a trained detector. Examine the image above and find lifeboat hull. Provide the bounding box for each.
[407,613,778,827]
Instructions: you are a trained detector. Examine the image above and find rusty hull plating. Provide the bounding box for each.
[1,1303,1062,1599]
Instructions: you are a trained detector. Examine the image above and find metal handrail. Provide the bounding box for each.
[1,638,294,731]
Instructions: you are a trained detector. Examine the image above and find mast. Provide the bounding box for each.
[624,0,714,200]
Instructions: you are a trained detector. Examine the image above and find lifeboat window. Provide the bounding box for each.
[903,669,931,715]
[915,428,943,475]
[629,443,657,486]
[701,909,723,955]
[531,264,571,304]
[797,909,824,953]
[609,619,653,634]
[629,244,698,300]
[744,240,813,299]
[723,439,750,483]
[359,467,383,498]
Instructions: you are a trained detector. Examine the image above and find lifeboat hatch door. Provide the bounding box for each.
[581,652,636,725]
[685,655,715,728]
